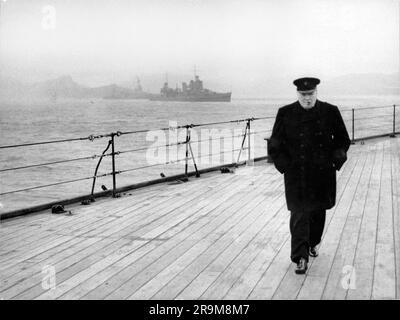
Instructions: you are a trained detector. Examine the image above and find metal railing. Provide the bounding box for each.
[341,104,398,143]
[0,104,398,219]
[0,116,274,218]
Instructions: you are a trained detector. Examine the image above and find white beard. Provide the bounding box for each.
[299,99,316,109]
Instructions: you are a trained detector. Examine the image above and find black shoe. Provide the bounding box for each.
[295,258,308,274]
[309,246,319,257]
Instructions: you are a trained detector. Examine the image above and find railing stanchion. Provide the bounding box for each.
[391,104,396,137]
[111,132,117,197]
[351,108,355,144]
[185,126,189,178]
[247,119,251,164]
[235,121,248,167]
[187,126,200,178]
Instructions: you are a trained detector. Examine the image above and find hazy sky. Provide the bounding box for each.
[0,0,399,86]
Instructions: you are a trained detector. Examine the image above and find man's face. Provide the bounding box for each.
[297,89,317,109]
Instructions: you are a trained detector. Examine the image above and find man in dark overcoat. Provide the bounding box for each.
[268,77,350,274]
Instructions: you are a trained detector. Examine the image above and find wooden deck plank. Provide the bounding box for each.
[1,172,236,298]
[102,168,271,300]
[232,156,350,300]
[0,170,221,244]
[223,210,289,299]
[141,183,284,300]
[51,172,258,300]
[72,173,242,240]
[11,238,128,300]
[36,239,148,300]
[0,183,164,240]
[173,195,285,300]
[150,184,285,300]
[0,171,235,275]
[321,143,375,299]
[276,153,360,300]
[271,147,363,299]
[0,137,399,300]
[0,190,161,257]
[296,150,367,299]
[372,140,397,299]
[0,176,201,246]
[105,175,253,241]
[6,172,244,298]
[78,167,271,299]
[246,233,291,300]
[391,137,400,299]
[345,143,383,299]
[0,216,117,280]
[1,237,113,299]
[0,235,95,291]
[199,202,287,300]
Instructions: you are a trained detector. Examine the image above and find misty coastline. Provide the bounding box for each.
[1,72,400,103]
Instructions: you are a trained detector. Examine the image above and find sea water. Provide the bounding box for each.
[0,95,399,213]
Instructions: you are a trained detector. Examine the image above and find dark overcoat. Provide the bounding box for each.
[268,100,351,211]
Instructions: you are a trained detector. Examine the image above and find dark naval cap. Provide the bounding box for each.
[293,77,320,91]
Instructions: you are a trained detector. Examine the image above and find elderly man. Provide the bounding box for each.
[268,77,350,274]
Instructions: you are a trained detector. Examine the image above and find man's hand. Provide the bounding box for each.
[332,149,347,171]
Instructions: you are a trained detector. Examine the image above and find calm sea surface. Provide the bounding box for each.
[1,95,399,213]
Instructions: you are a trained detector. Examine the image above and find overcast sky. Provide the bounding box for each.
[0,0,399,86]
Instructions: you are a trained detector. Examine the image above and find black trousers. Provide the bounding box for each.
[289,209,326,263]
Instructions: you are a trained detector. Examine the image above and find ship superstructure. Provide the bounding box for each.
[150,73,231,102]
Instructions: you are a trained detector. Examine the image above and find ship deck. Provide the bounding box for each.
[0,136,399,300]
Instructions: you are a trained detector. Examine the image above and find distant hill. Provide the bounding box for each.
[1,72,399,101]
[0,75,141,100]
[29,75,88,98]
[0,76,29,99]
[29,75,139,99]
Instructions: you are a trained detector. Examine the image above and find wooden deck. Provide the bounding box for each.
[0,136,399,300]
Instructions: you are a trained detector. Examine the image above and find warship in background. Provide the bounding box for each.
[103,78,151,100]
[149,73,231,102]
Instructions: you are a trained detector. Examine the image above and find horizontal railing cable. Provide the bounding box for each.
[354,115,392,121]
[0,172,115,196]
[189,133,246,144]
[352,105,394,111]
[118,157,191,174]
[0,134,112,150]
[117,140,187,156]
[0,106,397,215]
[195,147,248,160]
[0,116,274,150]
[0,152,114,173]
[0,130,269,174]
